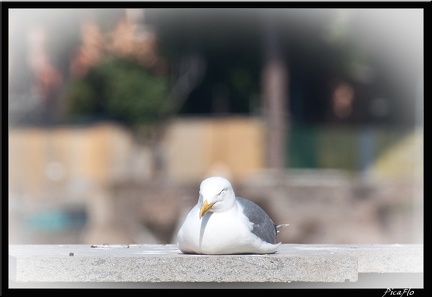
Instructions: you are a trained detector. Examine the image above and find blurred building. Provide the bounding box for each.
[8,118,423,244]
[8,8,423,245]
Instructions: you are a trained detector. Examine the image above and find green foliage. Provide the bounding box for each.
[65,57,172,128]
[65,79,99,115]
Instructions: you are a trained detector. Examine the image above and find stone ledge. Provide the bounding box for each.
[287,244,423,273]
[9,244,422,284]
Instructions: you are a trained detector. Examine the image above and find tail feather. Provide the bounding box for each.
[275,223,289,235]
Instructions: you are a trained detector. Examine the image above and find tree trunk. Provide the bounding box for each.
[261,12,289,170]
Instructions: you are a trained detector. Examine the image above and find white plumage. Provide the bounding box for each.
[177,176,288,254]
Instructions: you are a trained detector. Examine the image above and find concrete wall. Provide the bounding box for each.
[9,117,265,195]
[8,123,143,200]
[163,117,265,182]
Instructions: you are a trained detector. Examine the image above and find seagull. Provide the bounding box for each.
[177,176,288,254]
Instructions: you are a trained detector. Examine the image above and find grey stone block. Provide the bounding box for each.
[9,244,422,284]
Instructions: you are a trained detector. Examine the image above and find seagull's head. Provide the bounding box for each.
[198,176,236,218]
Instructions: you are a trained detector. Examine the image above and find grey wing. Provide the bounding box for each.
[237,197,277,244]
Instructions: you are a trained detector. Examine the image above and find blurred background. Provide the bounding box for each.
[8,8,423,245]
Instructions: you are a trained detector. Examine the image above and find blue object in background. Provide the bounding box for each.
[26,208,87,232]
[358,125,375,177]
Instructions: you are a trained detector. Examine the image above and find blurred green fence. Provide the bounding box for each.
[288,124,417,176]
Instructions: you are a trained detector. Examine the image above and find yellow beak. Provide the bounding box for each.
[199,200,216,218]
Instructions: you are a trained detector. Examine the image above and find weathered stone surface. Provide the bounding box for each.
[9,244,422,284]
